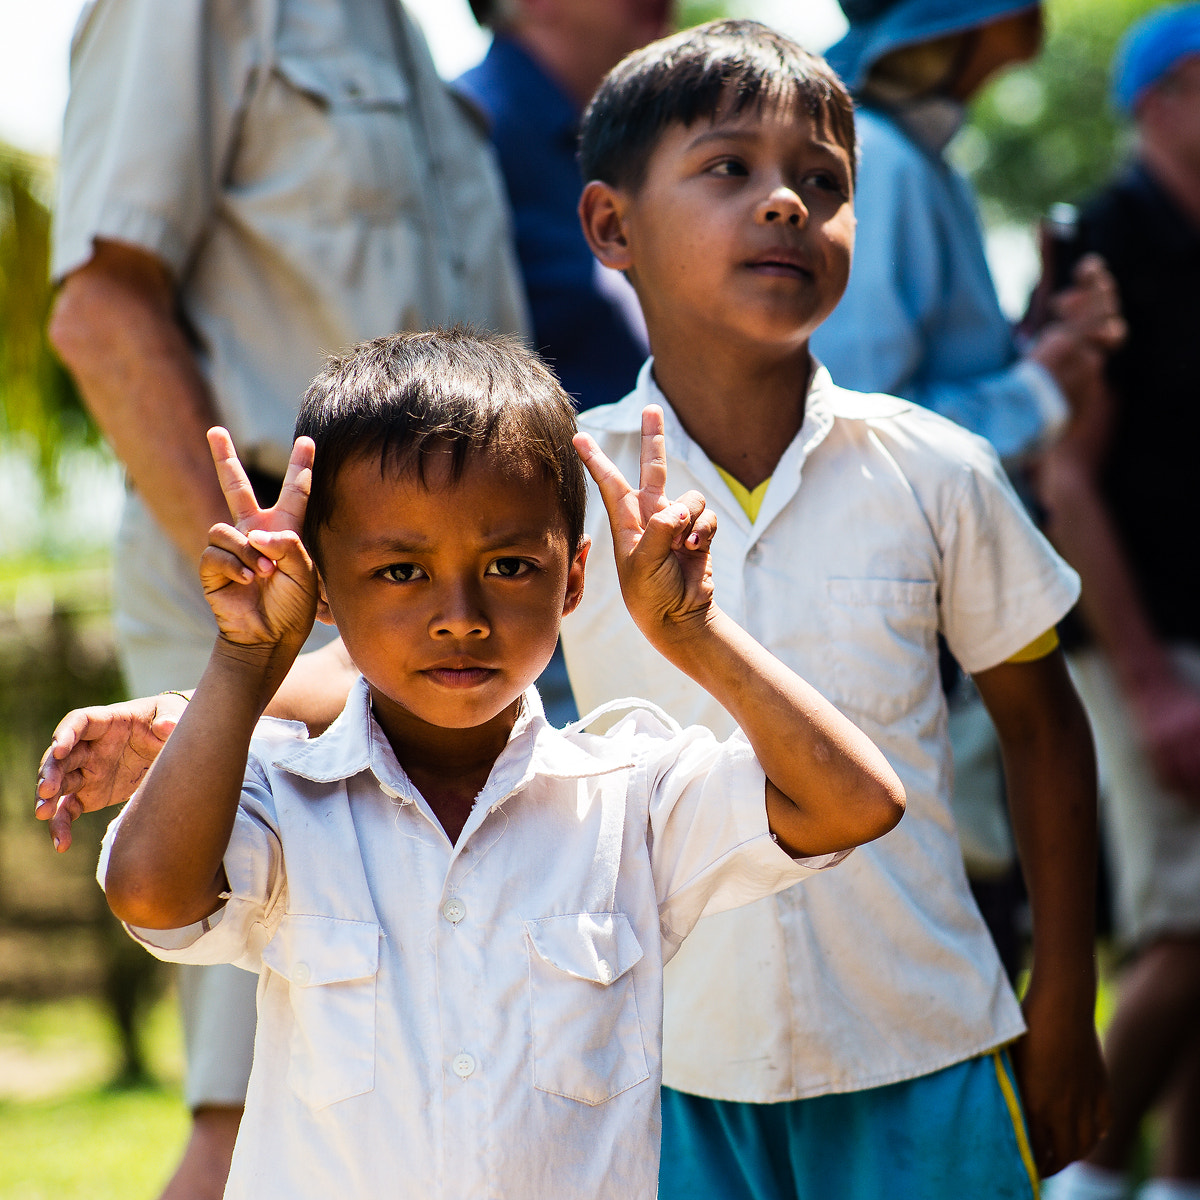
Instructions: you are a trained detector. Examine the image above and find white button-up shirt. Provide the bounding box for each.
[100,680,840,1198]
[562,361,1081,1101]
[53,0,528,477]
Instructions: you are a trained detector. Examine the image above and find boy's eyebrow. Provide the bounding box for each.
[685,126,763,150]
[685,125,850,165]
[349,526,559,557]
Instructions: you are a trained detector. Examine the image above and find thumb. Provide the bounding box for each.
[634,500,692,568]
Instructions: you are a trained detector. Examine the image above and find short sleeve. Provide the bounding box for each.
[636,717,845,956]
[95,745,287,971]
[935,429,1080,673]
[52,0,257,280]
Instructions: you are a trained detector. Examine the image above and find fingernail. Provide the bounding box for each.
[53,837,60,851]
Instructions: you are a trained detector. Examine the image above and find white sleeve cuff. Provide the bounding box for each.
[1014,359,1070,447]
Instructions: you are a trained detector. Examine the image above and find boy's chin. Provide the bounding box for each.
[369,681,533,735]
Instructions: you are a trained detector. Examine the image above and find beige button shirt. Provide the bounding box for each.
[53,0,529,476]
[100,682,843,1198]
[562,361,1081,1101]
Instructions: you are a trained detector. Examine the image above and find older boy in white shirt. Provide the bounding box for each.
[565,20,1107,1199]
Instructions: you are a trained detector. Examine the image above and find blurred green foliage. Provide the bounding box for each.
[678,0,729,28]
[0,148,94,491]
[964,0,1163,221]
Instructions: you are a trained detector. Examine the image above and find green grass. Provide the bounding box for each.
[0,995,189,1200]
[0,1086,189,1199]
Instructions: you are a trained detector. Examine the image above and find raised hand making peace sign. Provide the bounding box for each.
[574,405,719,644]
[201,427,318,655]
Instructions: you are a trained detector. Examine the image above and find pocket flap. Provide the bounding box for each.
[525,913,643,986]
[276,53,411,108]
[262,914,380,987]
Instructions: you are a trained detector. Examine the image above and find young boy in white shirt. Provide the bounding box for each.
[92,327,903,1199]
[563,18,1108,1200]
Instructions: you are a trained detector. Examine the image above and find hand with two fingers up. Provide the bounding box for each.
[574,405,719,651]
[34,427,319,850]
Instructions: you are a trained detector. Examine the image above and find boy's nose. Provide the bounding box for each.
[430,585,490,639]
[757,186,806,226]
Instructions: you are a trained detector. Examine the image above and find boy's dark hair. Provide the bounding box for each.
[296,327,586,558]
[579,20,857,193]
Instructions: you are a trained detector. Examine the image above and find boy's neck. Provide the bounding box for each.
[649,339,814,490]
[371,692,521,845]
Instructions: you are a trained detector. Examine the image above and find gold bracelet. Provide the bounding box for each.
[160,690,191,703]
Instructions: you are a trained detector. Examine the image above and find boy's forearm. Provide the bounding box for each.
[103,641,284,930]
[652,609,904,855]
[976,654,1099,988]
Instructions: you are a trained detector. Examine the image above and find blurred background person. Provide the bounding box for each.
[456,0,662,414]
[813,0,1123,981]
[46,2,527,1197]
[1038,7,1200,1199]
[456,0,669,726]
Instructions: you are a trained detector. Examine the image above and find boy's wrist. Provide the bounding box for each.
[209,636,303,709]
[638,603,724,665]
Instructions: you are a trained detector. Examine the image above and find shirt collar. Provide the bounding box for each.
[591,356,839,469]
[271,676,632,801]
[869,96,966,158]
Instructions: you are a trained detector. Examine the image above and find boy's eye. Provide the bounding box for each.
[709,158,748,178]
[802,170,847,196]
[381,562,426,583]
[485,558,531,578]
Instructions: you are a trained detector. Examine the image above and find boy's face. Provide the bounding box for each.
[313,448,587,746]
[581,99,855,359]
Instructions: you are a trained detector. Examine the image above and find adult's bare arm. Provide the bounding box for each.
[1039,436,1200,803]
[35,640,359,851]
[974,653,1109,1176]
[47,238,227,563]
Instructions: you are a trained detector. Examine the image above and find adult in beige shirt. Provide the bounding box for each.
[48,2,527,1196]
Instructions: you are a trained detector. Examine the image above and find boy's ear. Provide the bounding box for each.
[315,573,336,627]
[578,181,633,273]
[561,536,590,618]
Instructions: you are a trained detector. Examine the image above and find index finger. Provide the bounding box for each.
[639,406,668,525]
[208,427,261,527]
[573,430,637,515]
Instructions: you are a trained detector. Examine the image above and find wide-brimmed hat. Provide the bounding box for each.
[1111,3,1200,115]
[826,0,1040,93]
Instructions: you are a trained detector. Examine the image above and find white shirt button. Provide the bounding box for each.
[293,962,311,985]
[442,898,466,924]
[597,958,614,984]
[452,1052,476,1079]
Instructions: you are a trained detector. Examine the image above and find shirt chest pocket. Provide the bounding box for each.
[244,50,423,224]
[261,914,380,1110]
[823,578,939,726]
[525,913,649,1106]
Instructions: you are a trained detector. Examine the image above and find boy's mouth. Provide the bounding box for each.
[746,248,813,279]
[422,665,499,689]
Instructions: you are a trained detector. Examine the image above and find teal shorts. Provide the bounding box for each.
[659,1051,1039,1200]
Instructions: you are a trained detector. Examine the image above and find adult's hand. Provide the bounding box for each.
[35,693,188,851]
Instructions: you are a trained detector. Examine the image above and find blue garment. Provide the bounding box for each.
[826,0,1039,93]
[455,35,646,414]
[658,1052,1039,1200]
[812,106,1050,460]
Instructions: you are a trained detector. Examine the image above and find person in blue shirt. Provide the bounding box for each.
[456,0,671,726]
[456,0,667,415]
[812,0,1121,462]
